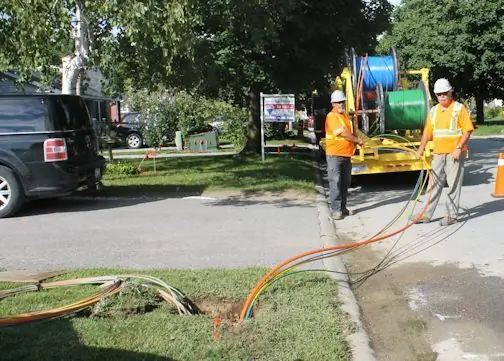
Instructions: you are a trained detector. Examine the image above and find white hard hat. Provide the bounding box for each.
[433,78,452,93]
[331,90,346,103]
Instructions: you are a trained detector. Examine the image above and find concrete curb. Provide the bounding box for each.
[314,161,377,361]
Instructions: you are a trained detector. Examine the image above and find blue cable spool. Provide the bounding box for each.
[353,48,399,92]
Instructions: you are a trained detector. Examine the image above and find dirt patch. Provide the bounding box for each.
[195,298,246,326]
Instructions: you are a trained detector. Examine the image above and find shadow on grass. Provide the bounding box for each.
[0,318,176,361]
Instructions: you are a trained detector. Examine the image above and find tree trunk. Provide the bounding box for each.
[240,84,262,155]
[475,95,485,125]
[76,71,84,96]
[61,0,89,95]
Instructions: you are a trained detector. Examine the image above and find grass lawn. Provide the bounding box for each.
[0,268,351,361]
[473,123,504,136]
[265,138,312,146]
[109,147,235,157]
[100,154,316,197]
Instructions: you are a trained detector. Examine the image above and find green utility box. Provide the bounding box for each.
[187,131,218,152]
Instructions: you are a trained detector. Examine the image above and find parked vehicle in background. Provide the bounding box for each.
[115,112,144,149]
[0,94,106,218]
[114,111,223,149]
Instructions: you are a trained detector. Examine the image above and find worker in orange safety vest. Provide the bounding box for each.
[325,90,365,220]
[414,78,474,226]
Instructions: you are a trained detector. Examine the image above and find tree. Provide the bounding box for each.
[0,0,198,95]
[166,0,392,154]
[378,0,504,124]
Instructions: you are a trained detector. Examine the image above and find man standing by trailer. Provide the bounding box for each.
[325,90,364,220]
[415,78,474,226]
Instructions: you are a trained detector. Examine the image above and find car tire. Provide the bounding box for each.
[127,132,143,149]
[0,166,24,218]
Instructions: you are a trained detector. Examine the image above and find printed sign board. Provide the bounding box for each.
[263,95,295,122]
[260,93,296,161]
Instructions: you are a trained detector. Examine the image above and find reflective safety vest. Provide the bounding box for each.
[430,101,463,139]
[325,114,353,141]
[325,112,355,157]
[429,101,466,154]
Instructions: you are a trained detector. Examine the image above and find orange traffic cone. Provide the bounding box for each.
[492,153,504,198]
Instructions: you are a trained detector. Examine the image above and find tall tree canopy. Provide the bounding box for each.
[171,0,392,153]
[0,0,197,94]
[379,0,504,123]
[0,0,391,152]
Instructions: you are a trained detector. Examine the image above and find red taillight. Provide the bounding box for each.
[44,138,68,162]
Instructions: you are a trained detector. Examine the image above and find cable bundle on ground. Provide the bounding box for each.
[240,138,433,321]
[0,274,199,327]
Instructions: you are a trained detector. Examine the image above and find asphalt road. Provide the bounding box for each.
[334,137,504,360]
[0,193,321,271]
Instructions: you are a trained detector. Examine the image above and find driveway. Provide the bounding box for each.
[333,138,504,360]
[0,192,321,271]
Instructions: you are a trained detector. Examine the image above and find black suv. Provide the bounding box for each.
[0,94,106,218]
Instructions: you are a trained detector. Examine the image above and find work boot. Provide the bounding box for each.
[332,211,343,220]
[342,209,353,216]
[439,216,457,226]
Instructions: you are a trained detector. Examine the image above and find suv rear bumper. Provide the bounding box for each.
[25,156,106,199]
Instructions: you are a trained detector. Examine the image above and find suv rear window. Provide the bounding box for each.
[0,97,46,133]
[51,95,92,131]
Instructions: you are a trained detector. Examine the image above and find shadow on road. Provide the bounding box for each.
[16,184,207,217]
[206,191,316,208]
[318,159,421,212]
[466,199,504,220]
[0,318,176,361]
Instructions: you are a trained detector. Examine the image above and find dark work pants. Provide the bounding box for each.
[326,155,352,212]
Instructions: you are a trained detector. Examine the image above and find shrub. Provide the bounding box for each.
[124,88,248,151]
[484,106,503,120]
[105,162,140,176]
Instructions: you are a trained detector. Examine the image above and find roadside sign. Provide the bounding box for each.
[263,95,295,122]
[260,93,296,161]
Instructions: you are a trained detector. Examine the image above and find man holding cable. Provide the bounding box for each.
[325,90,365,220]
[414,78,474,226]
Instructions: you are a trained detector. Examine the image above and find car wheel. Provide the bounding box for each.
[0,166,24,218]
[127,132,143,149]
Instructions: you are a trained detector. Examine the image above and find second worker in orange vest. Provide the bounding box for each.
[325,90,364,220]
[415,78,474,226]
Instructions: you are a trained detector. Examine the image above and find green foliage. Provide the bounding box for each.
[206,99,248,152]
[126,88,248,151]
[167,0,392,153]
[0,0,198,94]
[0,0,70,84]
[484,106,503,120]
[105,162,140,176]
[379,0,504,123]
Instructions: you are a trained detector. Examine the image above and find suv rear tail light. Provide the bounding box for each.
[44,138,68,162]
